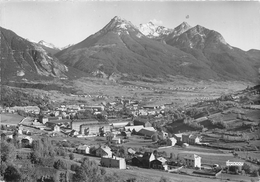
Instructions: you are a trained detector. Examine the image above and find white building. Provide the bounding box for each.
[100,156,126,169]
[183,154,201,168]
[167,137,177,146]
[76,145,90,154]
[53,125,60,132]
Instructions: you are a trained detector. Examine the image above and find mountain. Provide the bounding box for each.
[60,44,74,50]
[164,22,191,40]
[139,22,173,38]
[55,16,219,80]
[164,25,260,82]
[37,40,61,55]
[56,16,260,82]
[0,26,86,82]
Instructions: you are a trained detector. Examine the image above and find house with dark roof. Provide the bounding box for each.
[182,134,201,145]
[150,157,168,171]
[133,119,152,127]
[138,128,156,138]
[96,146,113,158]
[132,152,155,168]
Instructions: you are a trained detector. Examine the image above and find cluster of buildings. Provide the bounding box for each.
[2,106,40,114]
[74,143,202,171]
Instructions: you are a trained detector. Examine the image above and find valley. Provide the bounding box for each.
[1,4,260,182]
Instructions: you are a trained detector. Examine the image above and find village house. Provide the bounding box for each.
[121,131,131,138]
[96,146,113,158]
[183,154,201,168]
[132,152,155,168]
[138,127,156,138]
[182,134,201,145]
[167,137,177,146]
[76,145,90,154]
[50,111,60,117]
[53,125,60,132]
[111,137,121,144]
[45,119,71,129]
[124,125,144,133]
[40,116,62,124]
[100,156,126,169]
[133,119,152,127]
[150,157,168,171]
[127,148,136,155]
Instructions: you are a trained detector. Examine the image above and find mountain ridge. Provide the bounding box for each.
[0,26,86,82]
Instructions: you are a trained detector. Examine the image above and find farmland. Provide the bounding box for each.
[0,113,24,125]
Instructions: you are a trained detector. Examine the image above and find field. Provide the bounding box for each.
[12,77,252,107]
[0,113,24,125]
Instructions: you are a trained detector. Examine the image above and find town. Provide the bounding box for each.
[1,84,260,182]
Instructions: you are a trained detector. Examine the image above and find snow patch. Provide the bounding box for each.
[117,23,128,30]
[17,70,25,76]
[137,33,143,38]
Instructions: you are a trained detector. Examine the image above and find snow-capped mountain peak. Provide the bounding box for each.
[101,16,139,33]
[139,22,173,38]
[38,40,60,50]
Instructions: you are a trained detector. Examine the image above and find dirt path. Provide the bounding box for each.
[180,150,233,156]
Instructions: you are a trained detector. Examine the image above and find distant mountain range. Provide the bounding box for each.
[1,16,260,83]
[56,16,260,82]
[0,27,86,82]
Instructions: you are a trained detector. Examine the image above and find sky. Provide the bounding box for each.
[1,1,260,51]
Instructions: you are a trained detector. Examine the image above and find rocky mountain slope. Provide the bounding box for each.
[0,27,86,82]
[164,25,260,82]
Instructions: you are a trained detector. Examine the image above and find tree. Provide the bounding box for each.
[4,165,21,182]
[0,162,7,176]
[54,159,67,170]
[1,133,6,141]
[71,164,79,171]
[242,163,252,174]
[0,141,16,163]
[253,169,259,177]
[69,153,75,160]
[73,166,88,182]
[159,176,170,182]
[151,134,159,142]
